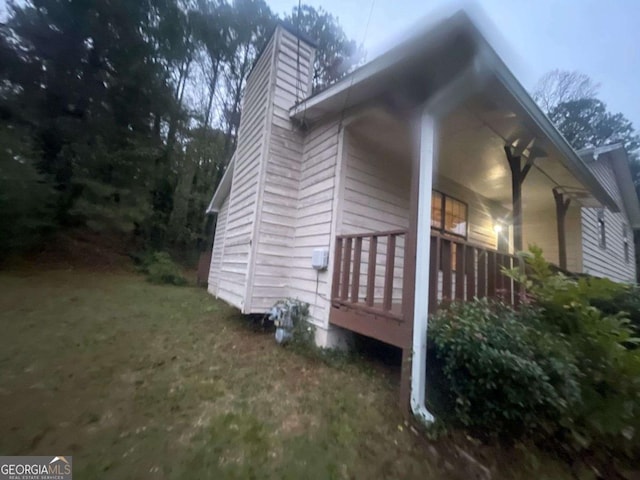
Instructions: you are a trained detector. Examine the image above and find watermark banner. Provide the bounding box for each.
[0,456,72,480]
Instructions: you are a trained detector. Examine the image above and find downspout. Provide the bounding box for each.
[410,50,491,425]
[410,109,436,424]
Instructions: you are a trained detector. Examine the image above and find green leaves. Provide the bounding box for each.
[484,248,640,458]
[548,98,639,152]
[137,251,188,285]
[430,299,580,439]
[284,4,364,92]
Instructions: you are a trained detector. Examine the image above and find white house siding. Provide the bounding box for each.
[582,157,636,282]
[289,119,342,326]
[249,28,314,311]
[339,133,410,305]
[336,133,507,306]
[522,204,582,273]
[581,207,635,282]
[215,34,275,311]
[208,195,230,296]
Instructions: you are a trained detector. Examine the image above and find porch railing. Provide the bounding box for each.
[331,230,522,324]
[428,232,522,312]
[331,229,407,322]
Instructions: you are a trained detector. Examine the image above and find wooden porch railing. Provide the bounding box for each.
[331,229,407,322]
[330,230,523,340]
[428,232,522,312]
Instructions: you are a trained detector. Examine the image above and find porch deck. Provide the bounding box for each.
[329,229,522,348]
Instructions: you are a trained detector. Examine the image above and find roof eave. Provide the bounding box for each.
[601,146,640,228]
[206,155,236,214]
[288,9,619,212]
[481,47,620,212]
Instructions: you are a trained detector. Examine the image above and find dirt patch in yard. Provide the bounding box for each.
[0,269,575,479]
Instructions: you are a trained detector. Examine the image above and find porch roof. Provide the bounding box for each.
[289,10,619,212]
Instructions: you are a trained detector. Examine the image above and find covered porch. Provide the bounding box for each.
[326,81,614,367]
[288,12,619,416]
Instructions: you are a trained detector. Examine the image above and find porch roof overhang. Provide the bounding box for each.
[579,144,640,228]
[206,153,236,214]
[289,10,619,212]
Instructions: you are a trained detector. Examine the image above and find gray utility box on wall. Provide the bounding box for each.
[311,248,329,270]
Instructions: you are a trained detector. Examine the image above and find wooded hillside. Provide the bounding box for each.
[0,0,361,261]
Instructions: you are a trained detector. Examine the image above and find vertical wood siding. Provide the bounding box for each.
[289,119,342,325]
[250,29,314,311]
[582,158,636,282]
[215,35,275,310]
[208,195,229,296]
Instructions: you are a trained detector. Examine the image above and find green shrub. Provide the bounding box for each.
[591,284,640,335]
[137,251,187,286]
[429,298,580,440]
[429,247,640,461]
[506,247,640,457]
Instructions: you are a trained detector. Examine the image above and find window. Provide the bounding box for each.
[598,209,606,249]
[431,191,468,238]
[623,224,630,263]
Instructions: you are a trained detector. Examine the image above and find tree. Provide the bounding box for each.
[548,98,640,153]
[1,0,180,234]
[535,70,640,279]
[284,4,363,92]
[0,0,360,261]
[532,69,600,113]
[220,0,276,157]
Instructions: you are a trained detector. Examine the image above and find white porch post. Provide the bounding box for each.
[410,108,437,424]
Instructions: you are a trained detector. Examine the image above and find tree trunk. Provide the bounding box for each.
[223,44,250,158]
[204,58,220,128]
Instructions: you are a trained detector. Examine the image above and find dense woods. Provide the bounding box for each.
[0,0,360,261]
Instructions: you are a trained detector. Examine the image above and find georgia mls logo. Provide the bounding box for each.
[49,457,71,473]
[0,456,72,479]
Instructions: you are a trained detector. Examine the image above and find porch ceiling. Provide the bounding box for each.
[348,96,603,215]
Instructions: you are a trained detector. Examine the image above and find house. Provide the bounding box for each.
[205,11,640,418]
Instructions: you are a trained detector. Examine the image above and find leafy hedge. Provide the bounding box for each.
[428,246,640,460]
[429,299,580,439]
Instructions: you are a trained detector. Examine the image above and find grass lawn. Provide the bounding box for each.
[0,268,573,479]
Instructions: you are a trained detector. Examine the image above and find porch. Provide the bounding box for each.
[326,87,608,353]
[330,230,520,348]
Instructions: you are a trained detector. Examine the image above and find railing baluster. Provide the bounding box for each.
[487,250,496,298]
[502,255,512,305]
[332,237,343,300]
[496,253,504,293]
[366,236,377,306]
[340,238,352,301]
[429,235,440,313]
[465,247,476,300]
[455,243,465,300]
[383,234,396,311]
[351,237,362,303]
[332,231,523,327]
[477,250,486,298]
[515,255,526,306]
[441,239,452,300]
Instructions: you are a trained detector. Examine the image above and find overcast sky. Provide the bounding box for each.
[269,0,640,128]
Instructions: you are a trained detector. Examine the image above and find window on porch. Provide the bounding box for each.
[430,191,468,238]
[431,192,468,270]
